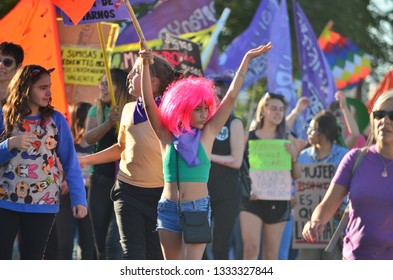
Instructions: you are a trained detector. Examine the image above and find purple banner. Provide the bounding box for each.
[116,0,216,45]
[267,0,297,111]
[218,0,278,89]
[293,0,336,125]
[61,1,130,26]
[131,0,157,4]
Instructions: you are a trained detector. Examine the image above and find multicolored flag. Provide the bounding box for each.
[218,0,279,89]
[293,0,337,127]
[318,22,371,90]
[267,0,297,110]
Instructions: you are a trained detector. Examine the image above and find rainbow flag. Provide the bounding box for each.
[318,24,371,90]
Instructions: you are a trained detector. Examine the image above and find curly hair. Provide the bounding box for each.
[160,76,216,135]
[1,65,54,140]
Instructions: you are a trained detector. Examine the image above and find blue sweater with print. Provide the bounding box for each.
[0,110,87,213]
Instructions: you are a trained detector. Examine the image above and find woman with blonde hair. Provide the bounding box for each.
[302,89,393,260]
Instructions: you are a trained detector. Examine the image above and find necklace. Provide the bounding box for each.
[377,153,393,177]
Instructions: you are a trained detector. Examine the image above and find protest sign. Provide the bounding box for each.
[61,0,130,26]
[292,162,337,249]
[248,139,291,171]
[160,33,203,76]
[62,46,106,86]
[248,139,292,200]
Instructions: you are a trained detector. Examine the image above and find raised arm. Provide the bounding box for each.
[286,96,309,129]
[207,43,272,137]
[335,91,360,149]
[139,50,171,144]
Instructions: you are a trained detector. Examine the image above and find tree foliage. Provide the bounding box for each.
[215,0,393,80]
[1,0,391,80]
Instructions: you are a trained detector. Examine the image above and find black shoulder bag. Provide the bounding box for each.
[176,151,212,244]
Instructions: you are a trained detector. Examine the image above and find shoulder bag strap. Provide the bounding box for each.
[325,146,368,252]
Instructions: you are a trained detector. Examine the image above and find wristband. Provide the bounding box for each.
[236,72,246,79]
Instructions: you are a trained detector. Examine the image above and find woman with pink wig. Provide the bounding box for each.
[139,43,272,260]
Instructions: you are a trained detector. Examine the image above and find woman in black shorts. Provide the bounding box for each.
[240,92,300,260]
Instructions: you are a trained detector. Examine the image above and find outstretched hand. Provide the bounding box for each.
[244,42,272,60]
[294,97,310,115]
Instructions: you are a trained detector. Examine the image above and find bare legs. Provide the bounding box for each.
[158,230,206,260]
[240,211,286,260]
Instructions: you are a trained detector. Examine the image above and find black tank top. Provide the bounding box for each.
[207,115,242,201]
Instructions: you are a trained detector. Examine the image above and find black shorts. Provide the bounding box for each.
[241,199,291,224]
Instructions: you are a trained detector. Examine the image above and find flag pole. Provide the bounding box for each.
[124,0,153,63]
[201,7,231,70]
[97,22,119,132]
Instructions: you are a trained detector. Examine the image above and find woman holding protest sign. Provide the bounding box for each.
[240,92,300,260]
[302,90,393,260]
[296,110,348,260]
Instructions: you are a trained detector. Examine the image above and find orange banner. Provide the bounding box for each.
[0,0,69,121]
[367,69,393,112]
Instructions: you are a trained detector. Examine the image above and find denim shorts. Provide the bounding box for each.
[156,195,211,233]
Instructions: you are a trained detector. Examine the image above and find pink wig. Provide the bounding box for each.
[160,76,216,135]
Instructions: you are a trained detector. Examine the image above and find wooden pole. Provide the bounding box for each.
[124,0,153,63]
[97,22,119,132]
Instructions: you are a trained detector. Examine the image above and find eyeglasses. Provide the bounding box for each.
[0,58,15,68]
[373,110,393,121]
[99,81,108,89]
[334,111,343,118]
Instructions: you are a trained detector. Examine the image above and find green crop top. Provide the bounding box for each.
[163,142,211,182]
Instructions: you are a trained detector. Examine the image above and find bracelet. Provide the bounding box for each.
[236,72,246,79]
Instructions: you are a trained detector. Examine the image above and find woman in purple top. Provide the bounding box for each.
[302,89,393,260]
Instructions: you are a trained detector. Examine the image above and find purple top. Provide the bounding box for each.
[332,145,393,259]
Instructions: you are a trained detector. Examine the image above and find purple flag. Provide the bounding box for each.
[116,0,216,44]
[267,0,297,111]
[61,1,130,26]
[131,0,157,4]
[293,0,336,126]
[218,0,279,89]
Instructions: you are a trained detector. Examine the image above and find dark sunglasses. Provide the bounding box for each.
[373,110,393,121]
[0,58,15,68]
